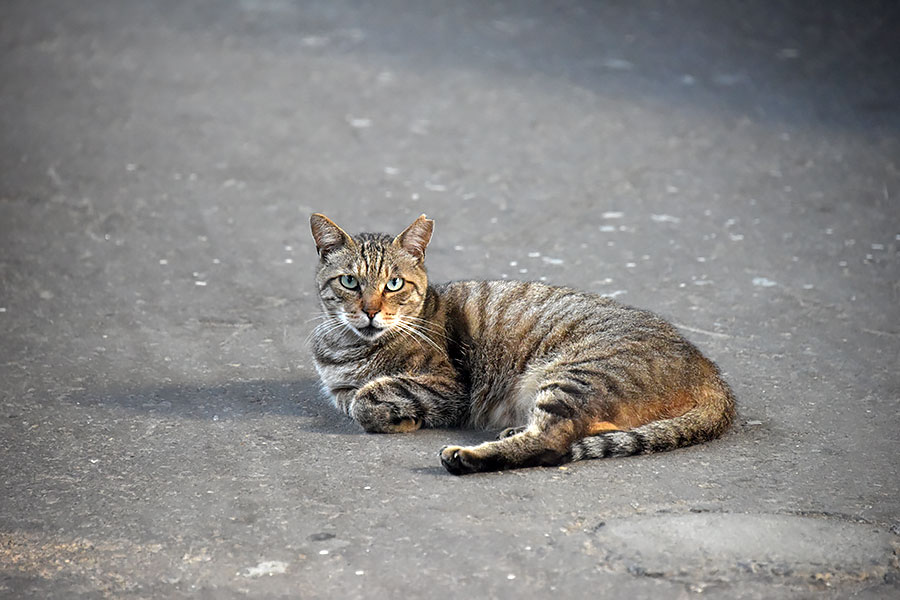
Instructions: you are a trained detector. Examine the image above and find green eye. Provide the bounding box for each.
[339,275,359,289]
[385,277,404,292]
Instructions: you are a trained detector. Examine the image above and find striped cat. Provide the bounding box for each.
[309,213,736,475]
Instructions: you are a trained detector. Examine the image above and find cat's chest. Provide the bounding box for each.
[311,334,403,389]
[312,347,372,390]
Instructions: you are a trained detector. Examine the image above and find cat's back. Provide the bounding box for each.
[436,279,679,350]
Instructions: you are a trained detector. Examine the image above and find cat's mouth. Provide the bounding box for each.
[354,324,386,339]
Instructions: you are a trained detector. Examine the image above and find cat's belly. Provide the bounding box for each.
[467,371,539,429]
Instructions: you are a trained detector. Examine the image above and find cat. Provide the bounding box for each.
[309,213,736,475]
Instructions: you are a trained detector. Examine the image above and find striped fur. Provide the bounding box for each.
[309,214,736,475]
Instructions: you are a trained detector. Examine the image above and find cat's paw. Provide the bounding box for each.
[440,445,482,475]
[357,409,422,434]
[351,378,424,433]
[497,426,526,439]
[351,394,421,434]
[386,417,422,433]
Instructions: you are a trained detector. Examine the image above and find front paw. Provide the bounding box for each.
[387,416,422,433]
[440,445,482,475]
[351,394,421,434]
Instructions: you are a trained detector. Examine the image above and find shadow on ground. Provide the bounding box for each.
[62,377,497,447]
[64,378,361,434]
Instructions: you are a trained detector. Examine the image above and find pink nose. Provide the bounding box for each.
[366,309,378,319]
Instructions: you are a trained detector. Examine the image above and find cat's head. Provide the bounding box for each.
[310,213,433,342]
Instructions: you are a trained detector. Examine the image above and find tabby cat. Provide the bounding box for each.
[309,213,735,475]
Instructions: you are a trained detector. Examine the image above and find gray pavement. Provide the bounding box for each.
[1,1,899,598]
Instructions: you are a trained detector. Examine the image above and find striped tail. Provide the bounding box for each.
[567,384,736,461]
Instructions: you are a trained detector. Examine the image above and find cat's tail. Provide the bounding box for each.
[566,381,736,461]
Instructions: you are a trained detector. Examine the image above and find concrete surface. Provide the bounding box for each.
[1,0,899,598]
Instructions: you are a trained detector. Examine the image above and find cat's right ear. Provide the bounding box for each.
[310,213,353,258]
[394,214,434,261]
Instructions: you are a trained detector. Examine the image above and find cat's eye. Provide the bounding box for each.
[385,277,404,292]
[339,274,359,289]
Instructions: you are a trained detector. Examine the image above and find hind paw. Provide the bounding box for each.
[440,445,483,475]
[497,426,526,439]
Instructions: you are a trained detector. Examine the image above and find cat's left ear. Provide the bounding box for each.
[394,214,434,261]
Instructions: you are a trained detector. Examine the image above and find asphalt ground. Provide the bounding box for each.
[1,1,899,598]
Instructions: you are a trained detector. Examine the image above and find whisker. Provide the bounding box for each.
[305,315,348,344]
[399,314,470,351]
[304,313,333,324]
[390,319,428,350]
[395,317,443,352]
[401,326,439,354]
[390,320,426,352]
[399,315,450,339]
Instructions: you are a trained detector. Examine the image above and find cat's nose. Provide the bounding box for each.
[365,309,379,319]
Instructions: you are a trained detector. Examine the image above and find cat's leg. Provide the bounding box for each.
[441,422,574,474]
[441,387,586,474]
[351,374,465,433]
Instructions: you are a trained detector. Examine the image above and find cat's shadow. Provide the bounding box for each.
[65,377,359,434]
[63,378,504,443]
[409,466,453,477]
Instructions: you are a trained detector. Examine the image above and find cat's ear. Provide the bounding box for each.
[310,213,353,258]
[394,214,433,261]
